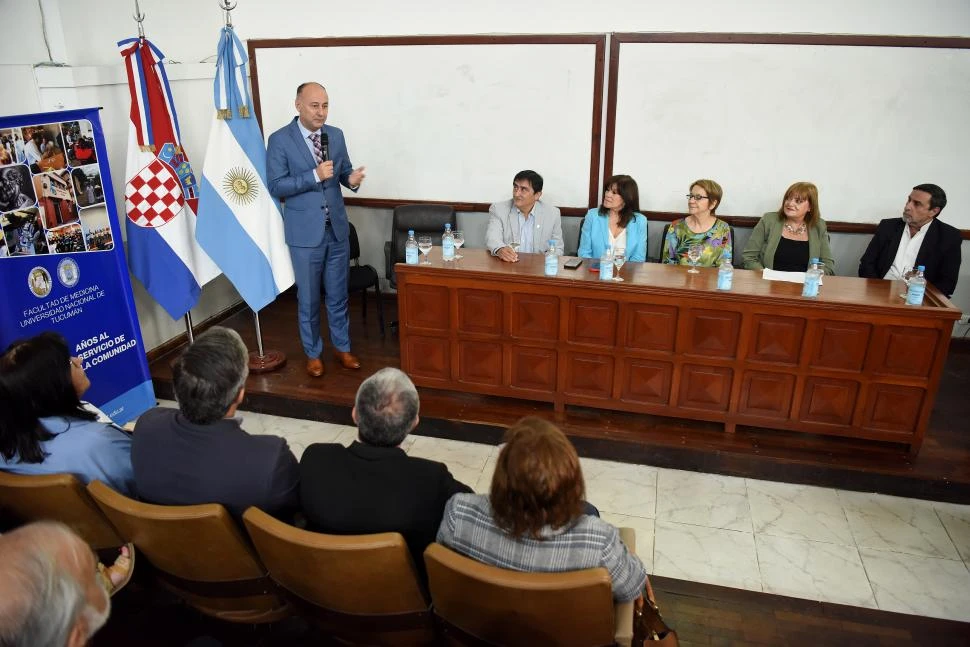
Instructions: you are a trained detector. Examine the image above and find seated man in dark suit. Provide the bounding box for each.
[300,367,471,576]
[132,327,299,519]
[859,183,961,298]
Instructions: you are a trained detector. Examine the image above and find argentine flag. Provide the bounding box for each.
[197,26,293,312]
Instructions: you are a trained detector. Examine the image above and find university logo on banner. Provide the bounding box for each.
[119,37,219,320]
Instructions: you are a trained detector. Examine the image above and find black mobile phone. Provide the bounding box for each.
[563,258,583,269]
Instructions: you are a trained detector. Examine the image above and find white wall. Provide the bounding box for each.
[1,0,968,351]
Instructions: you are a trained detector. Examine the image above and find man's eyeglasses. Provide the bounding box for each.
[686,193,709,201]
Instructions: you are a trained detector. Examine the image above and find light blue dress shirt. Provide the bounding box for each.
[0,415,135,495]
[516,208,536,253]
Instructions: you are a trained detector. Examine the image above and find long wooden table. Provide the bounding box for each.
[395,249,960,454]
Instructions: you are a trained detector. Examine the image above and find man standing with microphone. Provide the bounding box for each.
[267,82,366,377]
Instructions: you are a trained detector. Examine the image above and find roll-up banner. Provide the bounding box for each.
[0,107,154,424]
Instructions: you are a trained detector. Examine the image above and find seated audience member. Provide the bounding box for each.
[132,326,299,518]
[300,367,471,575]
[578,175,648,262]
[858,183,961,298]
[0,332,134,495]
[742,181,835,275]
[662,179,732,266]
[437,417,647,602]
[485,170,563,262]
[0,521,112,647]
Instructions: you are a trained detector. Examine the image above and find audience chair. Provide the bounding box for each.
[571,215,586,258]
[345,221,385,336]
[384,204,457,290]
[0,472,123,549]
[87,480,289,624]
[424,528,637,647]
[243,507,434,645]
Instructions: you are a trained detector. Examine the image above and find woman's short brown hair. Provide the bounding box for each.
[776,181,820,227]
[490,417,586,539]
[689,179,723,216]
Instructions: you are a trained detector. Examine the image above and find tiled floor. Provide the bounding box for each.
[156,401,970,623]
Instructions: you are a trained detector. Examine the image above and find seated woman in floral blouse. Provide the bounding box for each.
[662,179,732,267]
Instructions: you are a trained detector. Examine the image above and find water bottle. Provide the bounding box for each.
[906,265,927,306]
[599,250,614,280]
[802,257,821,298]
[404,229,419,265]
[442,223,455,261]
[717,253,734,291]
[544,239,559,276]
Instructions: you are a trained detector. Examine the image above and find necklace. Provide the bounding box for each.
[784,221,807,236]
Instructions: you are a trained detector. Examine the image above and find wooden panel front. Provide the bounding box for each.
[396,250,960,454]
[679,364,733,412]
[747,315,805,365]
[738,370,795,419]
[564,352,614,399]
[510,347,558,393]
[406,336,450,381]
[623,303,677,352]
[511,294,559,341]
[799,377,860,426]
[862,384,925,435]
[810,321,871,371]
[567,299,617,347]
[684,309,741,359]
[457,289,502,335]
[868,326,940,378]
[620,358,673,405]
[405,284,450,331]
[458,340,502,387]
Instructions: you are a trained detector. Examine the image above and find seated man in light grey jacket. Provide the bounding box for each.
[485,169,563,262]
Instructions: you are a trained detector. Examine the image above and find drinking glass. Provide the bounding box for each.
[453,230,464,259]
[687,244,703,273]
[508,237,520,254]
[417,235,433,265]
[612,247,626,281]
[899,267,915,298]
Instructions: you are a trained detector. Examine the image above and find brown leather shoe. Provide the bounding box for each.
[333,351,361,370]
[306,358,325,377]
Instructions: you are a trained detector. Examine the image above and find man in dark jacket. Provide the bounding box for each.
[859,183,961,298]
[132,327,299,519]
[299,367,471,577]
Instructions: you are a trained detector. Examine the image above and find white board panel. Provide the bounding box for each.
[253,41,599,208]
[612,43,970,229]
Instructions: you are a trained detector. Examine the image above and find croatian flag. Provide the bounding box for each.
[196,27,293,312]
[119,37,220,320]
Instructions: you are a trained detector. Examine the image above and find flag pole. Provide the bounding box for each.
[183,313,194,344]
[248,310,286,373]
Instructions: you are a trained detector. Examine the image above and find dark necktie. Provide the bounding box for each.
[309,132,324,164]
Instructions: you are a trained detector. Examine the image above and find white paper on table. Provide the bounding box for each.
[762,269,823,284]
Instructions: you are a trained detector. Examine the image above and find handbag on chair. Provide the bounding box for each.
[632,577,679,646]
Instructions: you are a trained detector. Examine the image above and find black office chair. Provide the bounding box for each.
[384,204,457,290]
[322,222,384,336]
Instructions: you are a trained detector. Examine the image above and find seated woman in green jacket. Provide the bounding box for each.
[742,182,835,275]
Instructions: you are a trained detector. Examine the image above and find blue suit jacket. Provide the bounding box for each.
[266,117,356,246]
[578,208,648,262]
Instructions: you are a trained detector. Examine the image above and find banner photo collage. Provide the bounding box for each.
[0,108,154,424]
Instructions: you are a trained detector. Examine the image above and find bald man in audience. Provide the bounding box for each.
[0,521,111,647]
[859,183,961,298]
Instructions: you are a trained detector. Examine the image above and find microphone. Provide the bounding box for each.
[320,132,329,162]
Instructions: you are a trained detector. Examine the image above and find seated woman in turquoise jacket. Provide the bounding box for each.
[0,332,134,495]
[578,174,648,262]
